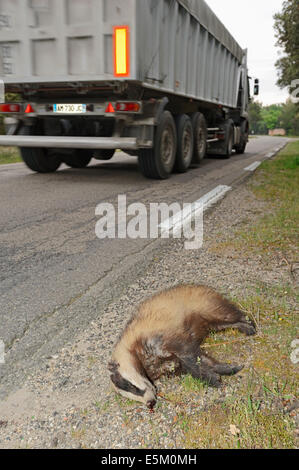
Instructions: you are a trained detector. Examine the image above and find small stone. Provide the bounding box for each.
[51,437,58,448]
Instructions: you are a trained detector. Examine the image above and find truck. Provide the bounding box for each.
[0,0,259,179]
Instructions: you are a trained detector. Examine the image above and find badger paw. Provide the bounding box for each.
[214,363,244,376]
[206,374,222,388]
[238,321,256,336]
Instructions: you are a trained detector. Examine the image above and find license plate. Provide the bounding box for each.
[54,104,86,114]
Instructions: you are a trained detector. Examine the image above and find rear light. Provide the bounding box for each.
[113,26,130,77]
[0,103,21,113]
[116,102,141,113]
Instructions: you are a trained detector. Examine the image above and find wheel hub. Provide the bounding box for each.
[182,127,192,162]
[197,128,206,156]
[161,127,174,167]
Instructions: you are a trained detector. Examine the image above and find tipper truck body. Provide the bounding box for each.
[0,0,258,178]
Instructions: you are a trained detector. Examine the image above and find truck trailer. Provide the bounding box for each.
[0,0,258,179]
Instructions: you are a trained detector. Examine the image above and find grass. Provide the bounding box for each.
[212,141,299,260]
[0,146,21,164]
[182,402,295,449]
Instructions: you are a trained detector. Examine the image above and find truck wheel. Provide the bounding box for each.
[19,126,61,173]
[138,111,177,179]
[174,114,193,173]
[235,140,246,154]
[63,150,92,168]
[223,120,234,159]
[191,112,207,163]
[94,149,115,161]
[235,121,248,154]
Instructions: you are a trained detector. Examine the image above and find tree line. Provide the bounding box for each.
[249,100,299,136]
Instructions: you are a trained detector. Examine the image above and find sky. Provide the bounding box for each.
[206,0,289,106]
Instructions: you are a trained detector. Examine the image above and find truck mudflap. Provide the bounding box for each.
[0,135,152,150]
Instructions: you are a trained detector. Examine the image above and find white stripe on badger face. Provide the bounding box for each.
[111,346,157,406]
[111,382,155,405]
[122,368,156,400]
[113,364,157,405]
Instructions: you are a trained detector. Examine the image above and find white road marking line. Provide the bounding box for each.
[244,161,261,172]
[159,185,231,234]
[195,184,232,209]
[265,144,285,159]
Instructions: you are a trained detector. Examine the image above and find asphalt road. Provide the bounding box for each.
[0,136,287,398]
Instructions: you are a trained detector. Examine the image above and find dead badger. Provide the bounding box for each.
[108,285,256,409]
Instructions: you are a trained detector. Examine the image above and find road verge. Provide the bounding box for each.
[0,142,298,449]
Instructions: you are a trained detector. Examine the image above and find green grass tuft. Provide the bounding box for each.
[211,141,299,259]
[0,147,21,165]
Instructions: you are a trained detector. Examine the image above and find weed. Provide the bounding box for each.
[0,147,21,165]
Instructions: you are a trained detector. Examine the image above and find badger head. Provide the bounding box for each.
[108,355,157,409]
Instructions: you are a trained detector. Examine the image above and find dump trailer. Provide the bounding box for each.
[0,0,257,179]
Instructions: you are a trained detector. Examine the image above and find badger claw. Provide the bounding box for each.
[238,322,256,336]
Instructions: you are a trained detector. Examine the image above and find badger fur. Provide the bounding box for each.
[108,285,256,408]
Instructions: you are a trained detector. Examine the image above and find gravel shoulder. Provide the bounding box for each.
[0,147,298,449]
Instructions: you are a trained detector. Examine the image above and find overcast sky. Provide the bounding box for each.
[206,0,289,106]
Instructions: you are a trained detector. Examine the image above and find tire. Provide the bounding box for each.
[191,112,207,163]
[174,114,194,173]
[138,111,177,179]
[19,126,61,173]
[235,121,248,154]
[223,119,234,159]
[94,149,115,161]
[62,150,92,168]
[235,140,246,154]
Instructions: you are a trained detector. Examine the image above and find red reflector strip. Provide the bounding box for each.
[113,26,130,77]
[0,103,21,113]
[116,102,140,112]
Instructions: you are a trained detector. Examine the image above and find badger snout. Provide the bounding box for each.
[146,399,156,409]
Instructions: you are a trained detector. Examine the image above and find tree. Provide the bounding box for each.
[274,0,299,91]
[248,101,263,134]
[248,100,299,136]
[279,99,299,135]
[261,104,284,130]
